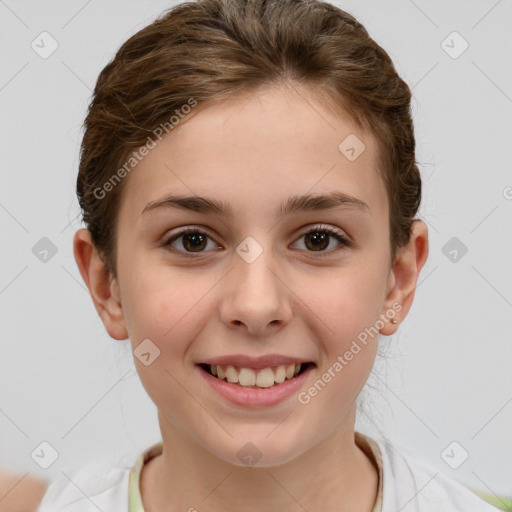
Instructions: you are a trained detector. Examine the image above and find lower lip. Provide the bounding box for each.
[197,365,314,407]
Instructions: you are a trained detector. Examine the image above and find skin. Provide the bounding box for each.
[0,470,48,512]
[74,83,428,512]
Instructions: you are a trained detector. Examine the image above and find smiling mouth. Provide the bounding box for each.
[198,362,315,388]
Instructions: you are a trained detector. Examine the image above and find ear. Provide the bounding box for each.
[73,228,128,340]
[379,220,429,335]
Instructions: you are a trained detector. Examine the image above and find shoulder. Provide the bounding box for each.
[372,436,505,512]
[36,458,131,512]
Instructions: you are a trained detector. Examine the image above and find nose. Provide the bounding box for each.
[219,247,294,337]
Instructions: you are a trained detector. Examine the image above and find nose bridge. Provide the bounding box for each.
[234,236,282,301]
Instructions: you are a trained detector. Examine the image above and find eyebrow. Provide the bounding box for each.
[141,191,370,217]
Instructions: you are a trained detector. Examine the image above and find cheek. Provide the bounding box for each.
[294,261,385,398]
[120,267,225,398]
[122,271,217,414]
[298,274,381,420]
[122,264,215,345]
[298,264,386,339]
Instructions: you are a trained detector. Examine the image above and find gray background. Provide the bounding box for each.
[0,0,511,498]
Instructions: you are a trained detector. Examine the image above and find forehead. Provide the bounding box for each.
[118,84,388,224]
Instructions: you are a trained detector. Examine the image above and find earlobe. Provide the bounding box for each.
[73,228,128,340]
[379,220,429,335]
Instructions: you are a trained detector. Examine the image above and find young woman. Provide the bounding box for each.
[37,1,507,510]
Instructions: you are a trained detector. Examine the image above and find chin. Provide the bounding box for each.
[207,431,311,469]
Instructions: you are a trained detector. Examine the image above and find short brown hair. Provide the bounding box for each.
[77,0,421,279]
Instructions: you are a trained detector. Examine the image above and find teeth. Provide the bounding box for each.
[238,368,256,386]
[256,368,274,388]
[225,365,238,383]
[274,365,286,383]
[208,363,304,388]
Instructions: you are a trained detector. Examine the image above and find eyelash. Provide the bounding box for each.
[162,224,351,258]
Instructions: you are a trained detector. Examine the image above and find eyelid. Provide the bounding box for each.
[296,223,348,240]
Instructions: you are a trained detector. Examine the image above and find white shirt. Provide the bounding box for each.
[36,432,504,512]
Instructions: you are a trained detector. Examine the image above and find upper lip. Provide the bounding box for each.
[198,354,314,369]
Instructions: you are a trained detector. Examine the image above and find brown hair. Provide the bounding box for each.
[77,0,421,279]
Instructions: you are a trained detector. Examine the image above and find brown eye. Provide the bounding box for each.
[182,232,207,252]
[163,225,349,258]
[164,228,219,254]
[292,225,350,254]
[304,231,330,251]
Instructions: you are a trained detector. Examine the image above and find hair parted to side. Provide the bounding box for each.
[77,0,422,280]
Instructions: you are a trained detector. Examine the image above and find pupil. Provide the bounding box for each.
[184,233,206,252]
[305,231,328,251]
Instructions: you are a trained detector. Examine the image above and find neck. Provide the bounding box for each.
[140,412,379,512]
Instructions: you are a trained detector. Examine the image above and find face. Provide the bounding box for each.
[79,84,422,467]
